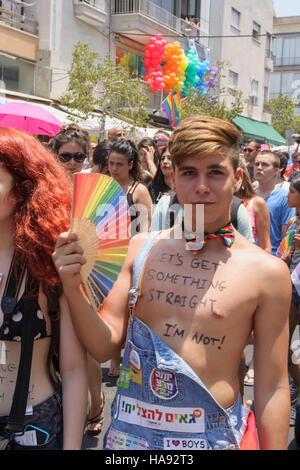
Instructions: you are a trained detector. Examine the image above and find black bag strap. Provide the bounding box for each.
[0,255,36,436]
[230,196,243,230]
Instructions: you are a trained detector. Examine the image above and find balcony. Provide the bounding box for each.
[73,0,107,28]
[265,49,274,72]
[0,1,39,62]
[111,0,208,48]
[0,1,38,35]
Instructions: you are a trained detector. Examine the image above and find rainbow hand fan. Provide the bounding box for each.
[71,173,130,312]
[276,230,295,258]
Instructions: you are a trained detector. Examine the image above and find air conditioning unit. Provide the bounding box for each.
[249,95,258,105]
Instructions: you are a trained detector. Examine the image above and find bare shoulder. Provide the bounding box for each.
[234,232,290,284]
[253,195,268,211]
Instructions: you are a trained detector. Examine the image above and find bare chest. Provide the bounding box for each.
[134,248,257,355]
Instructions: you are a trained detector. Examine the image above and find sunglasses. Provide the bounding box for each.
[244,148,259,153]
[58,152,86,163]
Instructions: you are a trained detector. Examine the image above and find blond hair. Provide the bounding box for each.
[169,115,242,170]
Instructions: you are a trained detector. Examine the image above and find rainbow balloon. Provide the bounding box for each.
[276,230,295,258]
[71,173,130,312]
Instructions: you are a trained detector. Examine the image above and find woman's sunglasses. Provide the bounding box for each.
[58,152,86,163]
[244,148,259,153]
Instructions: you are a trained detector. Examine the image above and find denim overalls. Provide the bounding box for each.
[103,233,250,450]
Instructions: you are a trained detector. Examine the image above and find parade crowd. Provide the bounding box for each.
[0,116,299,450]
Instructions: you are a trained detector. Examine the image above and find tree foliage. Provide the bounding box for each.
[180,63,244,122]
[269,93,298,137]
[60,42,150,134]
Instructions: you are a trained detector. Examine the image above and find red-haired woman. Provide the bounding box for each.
[0,128,87,449]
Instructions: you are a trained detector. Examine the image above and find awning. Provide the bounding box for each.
[232,115,286,146]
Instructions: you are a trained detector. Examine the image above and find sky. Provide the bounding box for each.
[273,0,300,17]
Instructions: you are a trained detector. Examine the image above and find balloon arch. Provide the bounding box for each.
[142,35,216,96]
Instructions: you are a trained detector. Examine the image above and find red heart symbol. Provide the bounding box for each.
[172,440,180,447]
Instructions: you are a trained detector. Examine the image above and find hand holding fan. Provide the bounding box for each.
[71,173,130,312]
[276,230,295,258]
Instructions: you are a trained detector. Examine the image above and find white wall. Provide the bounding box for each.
[34,0,110,100]
[209,0,274,122]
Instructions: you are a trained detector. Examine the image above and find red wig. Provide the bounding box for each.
[0,127,72,293]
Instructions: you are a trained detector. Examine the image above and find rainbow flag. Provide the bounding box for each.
[162,92,181,128]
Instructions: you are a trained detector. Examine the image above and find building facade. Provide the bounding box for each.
[0,0,211,116]
[209,0,274,123]
[270,15,300,116]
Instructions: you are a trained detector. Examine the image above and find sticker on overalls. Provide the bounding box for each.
[150,369,178,400]
[106,427,150,450]
[129,350,142,384]
[117,367,130,389]
[163,437,208,450]
[118,395,205,433]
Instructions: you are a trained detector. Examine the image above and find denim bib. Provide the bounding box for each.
[103,233,250,450]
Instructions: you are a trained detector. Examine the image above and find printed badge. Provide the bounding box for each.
[129,350,142,385]
[118,395,205,433]
[117,367,130,389]
[163,437,208,450]
[106,427,150,450]
[150,368,178,400]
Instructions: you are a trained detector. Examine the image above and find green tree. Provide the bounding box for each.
[269,93,296,138]
[60,42,150,136]
[180,63,244,122]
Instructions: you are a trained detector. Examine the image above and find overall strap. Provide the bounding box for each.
[132,232,161,288]
[128,232,161,316]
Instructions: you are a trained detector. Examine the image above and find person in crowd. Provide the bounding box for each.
[288,152,300,183]
[53,115,291,450]
[153,129,170,155]
[235,158,272,389]
[107,127,125,143]
[282,175,300,426]
[0,127,87,450]
[82,141,111,175]
[148,146,172,204]
[285,142,300,181]
[275,151,290,191]
[52,124,90,178]
[254,150,295,256]
[137,138,160,184]
[53,124,104,437]
[236,157,272,253]
[243,140,261,182]
[81,140,113,435]
[107,139,152,377]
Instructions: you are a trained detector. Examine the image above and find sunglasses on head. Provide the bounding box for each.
[244,148,259,153]
[58,152,86,163]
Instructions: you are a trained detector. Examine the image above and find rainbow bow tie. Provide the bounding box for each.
[183,222,235,254]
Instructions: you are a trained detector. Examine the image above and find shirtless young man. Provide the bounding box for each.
[53,115,291,450]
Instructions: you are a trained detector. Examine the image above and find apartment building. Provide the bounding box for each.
[270,15,300,116]
[0,0,211,115]
[209,0,274,123]
[0,0,39,97]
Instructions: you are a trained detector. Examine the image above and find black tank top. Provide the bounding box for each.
[127,181,140,236]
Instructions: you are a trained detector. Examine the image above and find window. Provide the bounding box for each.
[231,8,240,30]
[269,72,281,99]
[0,55,34,95]
[250,79,259,105]
[228,70,238,88]
[115,47,144,78]
[181,0,201,22]
[264,86,269,103]
[252,22,261,41]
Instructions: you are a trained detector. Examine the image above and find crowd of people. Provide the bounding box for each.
[0,116,299,450]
